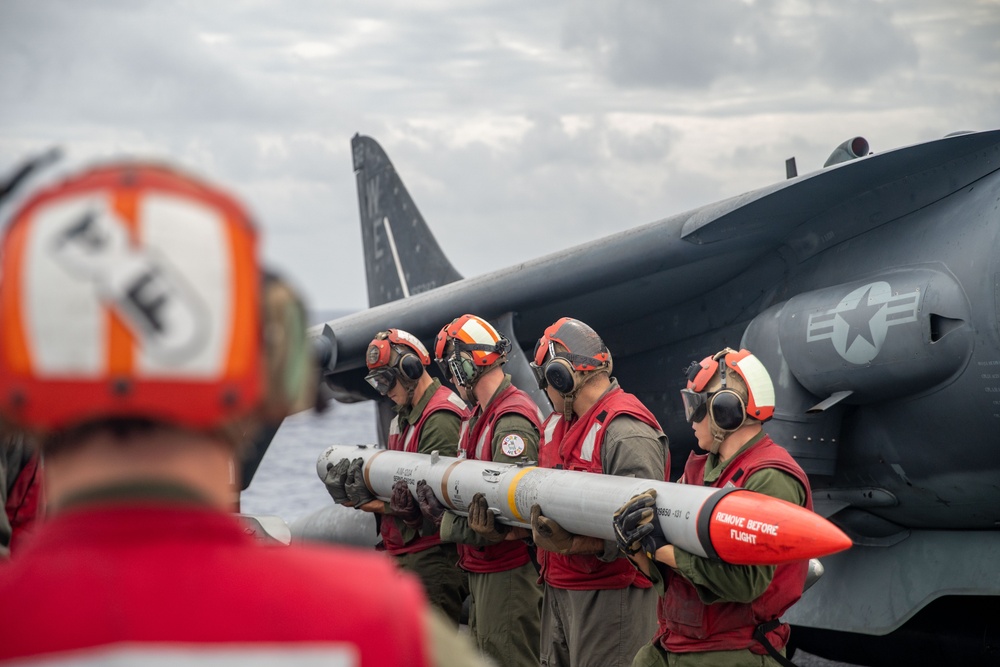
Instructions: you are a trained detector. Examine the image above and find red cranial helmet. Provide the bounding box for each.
[364,328,429,396]
[530,317,611,396]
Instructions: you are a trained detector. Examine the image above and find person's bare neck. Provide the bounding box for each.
[44,426,238,513]
[473,368,505,410]
[572,373,612,418]
[412,372,435,406]
[717,424,762,462]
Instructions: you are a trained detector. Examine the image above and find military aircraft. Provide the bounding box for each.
[305,129,1000,665]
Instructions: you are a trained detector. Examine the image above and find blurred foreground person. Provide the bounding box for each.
[0,160,487,666]
[614,348,811,667]
[325,328,470,624]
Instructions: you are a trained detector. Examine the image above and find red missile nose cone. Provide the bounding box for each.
[708,490,852,565]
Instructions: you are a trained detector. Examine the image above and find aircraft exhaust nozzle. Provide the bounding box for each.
[823,137,870,167]
[311,324,337,371]
[317,445,853,566]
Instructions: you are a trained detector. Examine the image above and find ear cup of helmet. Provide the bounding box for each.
[709,389,746,432]
[398,353,423,381]
[448,352,478,386]
[543,358,578,395]
[460,356,477,384]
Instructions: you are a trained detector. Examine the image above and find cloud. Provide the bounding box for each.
[1,0,998,311]
[562,0,921,90]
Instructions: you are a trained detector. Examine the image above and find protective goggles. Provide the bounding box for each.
[680,388,710,424]
[365,367,399,396]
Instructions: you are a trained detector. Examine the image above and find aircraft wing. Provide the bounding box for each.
[313,129,1000,389]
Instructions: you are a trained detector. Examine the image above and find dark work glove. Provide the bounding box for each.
[468,492,508,543]
[415,479,446,528]
[390,480,423,528]
[531,504,577,554]
[613,489,668,559]
[323,458,352,505]
[344,457,375,507]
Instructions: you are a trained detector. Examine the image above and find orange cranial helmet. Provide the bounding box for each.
[433,314,510,388]
[0,160,315,434]
[681,348,775,436]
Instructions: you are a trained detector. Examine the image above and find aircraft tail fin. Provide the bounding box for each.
[351,134,462,307]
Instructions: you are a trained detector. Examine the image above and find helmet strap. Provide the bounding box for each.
[562,393,575,421]
[401,373,419,405]
[557,367,604,421]
[709,428,725,456]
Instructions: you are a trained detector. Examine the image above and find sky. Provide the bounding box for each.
[1,0,998,314]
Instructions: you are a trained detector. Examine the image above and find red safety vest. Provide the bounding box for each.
[382,385,469,555]
[537,388,665,590]
[4,451,43,556]
[0,503,431,666]
[456,383,541,574]
[656,436,811,655]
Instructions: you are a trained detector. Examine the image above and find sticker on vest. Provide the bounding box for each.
[501,434,526,457]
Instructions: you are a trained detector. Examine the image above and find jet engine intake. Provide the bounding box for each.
[824,137,870,167]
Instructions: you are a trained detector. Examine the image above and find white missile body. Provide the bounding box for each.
[316,444,852,565]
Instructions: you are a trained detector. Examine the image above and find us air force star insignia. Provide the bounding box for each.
[806,281,920,364]
[501,434,526,457]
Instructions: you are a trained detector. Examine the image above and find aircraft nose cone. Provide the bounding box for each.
[708,490,853,565]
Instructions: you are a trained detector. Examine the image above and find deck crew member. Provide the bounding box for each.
[520,317,668,667]
[614,348,811,667]
[416,313,543,667]
[325,328,470,624]
[0,160,486,667]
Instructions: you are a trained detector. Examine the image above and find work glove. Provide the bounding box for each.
[390,479,423,528]
[323,458,352,505]
[344,457,375,507]
[531,504,577,554]
[415,479,446,528]
[613,489,669,559]
[468,493,508,543]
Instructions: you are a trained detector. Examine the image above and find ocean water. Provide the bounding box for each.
[240,401,378,523]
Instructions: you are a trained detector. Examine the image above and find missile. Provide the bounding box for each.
[317,444,852,566]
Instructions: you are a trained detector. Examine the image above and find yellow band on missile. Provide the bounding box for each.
[507,466,537,522]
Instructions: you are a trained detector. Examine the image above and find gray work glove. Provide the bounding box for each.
[390,479,423,528]
[323,458,352,505]
[531,504,577,554]
[415,479,446,528]
[613,489,668,559]
[468,492,508,543]
[344,457,375,507]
